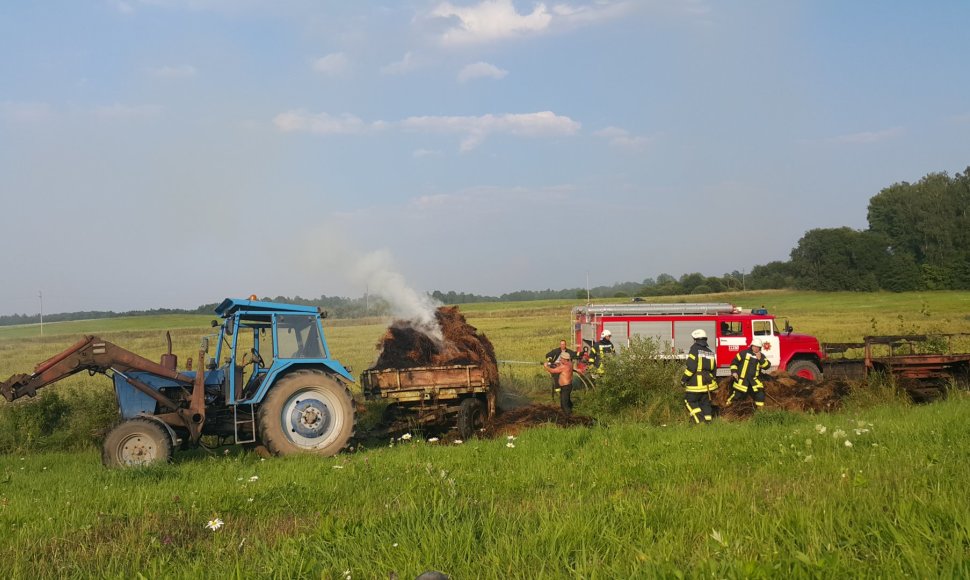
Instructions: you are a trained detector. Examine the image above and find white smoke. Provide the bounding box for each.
[286,225,444,341]
[351,249,443,341]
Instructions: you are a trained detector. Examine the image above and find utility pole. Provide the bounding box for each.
[586,272,591,304]
[38,290,44,337]
[742,269,746,291]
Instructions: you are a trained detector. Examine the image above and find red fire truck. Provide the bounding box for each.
[573,302,825,380]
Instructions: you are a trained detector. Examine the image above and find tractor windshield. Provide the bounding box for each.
[277,315,327,359]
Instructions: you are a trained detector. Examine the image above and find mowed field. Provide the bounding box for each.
[0,290,969,578]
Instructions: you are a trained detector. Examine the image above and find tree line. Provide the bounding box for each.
[3,166,965,326]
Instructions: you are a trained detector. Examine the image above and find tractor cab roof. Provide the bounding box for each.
[215,298,322,318]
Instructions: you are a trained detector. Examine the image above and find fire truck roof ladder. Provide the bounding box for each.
[576,303,737,316]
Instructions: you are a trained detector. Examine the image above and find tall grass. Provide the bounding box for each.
[0,396,967,578]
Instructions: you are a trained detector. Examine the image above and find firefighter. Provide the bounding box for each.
[681,328,716,424]
[726,337,772,409]
[544,340,577,394]
[589,329,615,375]
[544,351,575,414]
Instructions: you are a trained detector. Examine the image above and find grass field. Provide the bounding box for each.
[0,290,969,577]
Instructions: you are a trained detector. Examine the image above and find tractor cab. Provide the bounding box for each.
[213,298,353,404]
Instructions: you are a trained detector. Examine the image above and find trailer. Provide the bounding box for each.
[360,364,497,439]
[823,333,970,400]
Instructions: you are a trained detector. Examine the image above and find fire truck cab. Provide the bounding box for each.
[573,303,825,380]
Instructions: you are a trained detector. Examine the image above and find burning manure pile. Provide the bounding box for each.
[715,373,852,420]
[368,306,499,385]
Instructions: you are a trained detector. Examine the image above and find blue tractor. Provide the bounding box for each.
[0,298,357,467]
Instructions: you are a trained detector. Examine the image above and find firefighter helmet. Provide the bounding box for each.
[750,338,765,348]
[690,329,707,340]
[601,329,612,339]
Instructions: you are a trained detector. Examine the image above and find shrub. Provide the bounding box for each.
[0,387,118,452]
[582,337,684,424]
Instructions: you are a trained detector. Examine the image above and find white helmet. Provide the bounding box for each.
[690,329,707,340]
[600,329,612,339]
[750,338,765,348]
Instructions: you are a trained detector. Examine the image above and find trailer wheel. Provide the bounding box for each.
[787,360,823,382]
[258,370,355,457]
[457,398,485,440]
[102,418,173,468]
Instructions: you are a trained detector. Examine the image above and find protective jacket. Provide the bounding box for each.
[730,348,771,390]
[589,339,615,372]
[681,340,716,392]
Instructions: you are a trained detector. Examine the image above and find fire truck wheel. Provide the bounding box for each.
[102,418,173,468]
[258,370,356,457]
[457,398,485,440]
[787,360,823,382]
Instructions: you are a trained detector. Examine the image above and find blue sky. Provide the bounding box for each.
[2,0,969,316]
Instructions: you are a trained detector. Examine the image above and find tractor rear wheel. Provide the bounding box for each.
[258,370,355,457]
[456,397,485,440]
[787,360,823,382]
[102,418,173,468]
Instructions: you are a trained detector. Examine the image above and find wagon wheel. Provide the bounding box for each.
[456,398,485,440]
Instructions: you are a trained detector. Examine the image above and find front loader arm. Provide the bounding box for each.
[0,335,195,403]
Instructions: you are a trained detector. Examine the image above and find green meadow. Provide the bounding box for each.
[0,290,968,578]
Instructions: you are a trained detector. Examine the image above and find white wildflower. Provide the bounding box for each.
[332,465,345,469]
[805,439,813,447]
[205,518,224,531]
[400,433,412,441]
[832,429,846,439]
[814,424,827,434]
[248,475,259,482]
[844,440,853,447]
[428,437,439,443]
[393,543,399,547]
[247,498,254,503]
[454,439,463,445]
[853,428,869,435]
[507,435,516,440]
[506,442,515,448]
[804,455,814,463]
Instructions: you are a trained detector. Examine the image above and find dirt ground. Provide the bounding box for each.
[714,373,852,419]
[481,404,596,437]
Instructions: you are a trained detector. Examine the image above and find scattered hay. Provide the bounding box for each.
[716,373,852,420]
[482,404,595,437]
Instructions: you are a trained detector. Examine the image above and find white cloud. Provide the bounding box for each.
[457,61,508,82]
[400,111,580,151]
[412,148,441,158]
[594,126,651,149]
[431,0,552,45]
[151,64,198,78]
[0,101,53,123]
[380,52,418,75]
[113,1,135,14]
[429,0,632,45]
[273,111,376,135]
[312,52,349,75]
[94,104,162,120]
[276,110,580,151]
[826,127,904,144]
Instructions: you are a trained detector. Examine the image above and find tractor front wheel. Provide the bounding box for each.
[258,370,356,457]
[102,418,173,468]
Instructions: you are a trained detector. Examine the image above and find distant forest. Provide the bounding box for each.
[2,167,966,327]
